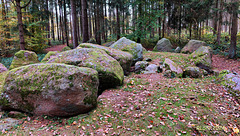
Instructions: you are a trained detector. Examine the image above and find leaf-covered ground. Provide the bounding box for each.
[1,51,240,135]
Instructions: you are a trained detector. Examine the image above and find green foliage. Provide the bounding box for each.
[25,33,48,53]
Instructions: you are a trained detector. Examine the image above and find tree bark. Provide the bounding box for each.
[81,0,89,43]
[116,4,120,40]
[16,0,26,50]
[216,0,223,45]
[63,0,69,46]
[70,0,78,48]
[228,0,238,59]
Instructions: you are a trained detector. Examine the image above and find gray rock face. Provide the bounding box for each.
[135,61,149,73]
[224,73,240,100]
[47,48,124,90]
[183,66,204,78]
[181,40,207,54]
[0,63,7,73]
[145,64,159,73]
[78,43,133,75]
[41,51,58,62]
[0,63,99,117]
[164,58,183,76]
[110,37,143,64]
[153,38,173,52]
[9,50,39,70]
[190,46,212,73]
[174,47,181,53]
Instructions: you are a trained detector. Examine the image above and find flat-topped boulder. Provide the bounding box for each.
[110,37,143,64]
[78,43,133,75]
[181,40,207,54]
[163,58,183,78]
[41,51,58,62]
[0,63,99,117]
[153,38,173,52]
[9,50,39,70]
[47,48,124,91]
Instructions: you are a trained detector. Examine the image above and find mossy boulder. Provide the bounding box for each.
[183,66,207,78]
[61,46,72,52]
[163,58,183,77]
[181,40,207,54]
[47,48,124,91]
[0,63,7,73]
[9,50,39,70]
[41,51,58,62]
[153,38,173,52]
[0,63,99,117]
[223,73,240,101]
[110,37,143,64]
[78,43,133,75]
[190,46,212,73]
[135,61,149,73]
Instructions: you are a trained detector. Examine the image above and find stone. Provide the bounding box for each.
[153,38,173,52]
[181,40,207,54]
[47,48,124,91]
[0,63,7,73]
[164,70,176,78]
[61,46,72,52]
[9,50,39,70]
[41,51,58,62]
[0,118,20,131]
[102,41,115,47]
[135,61,149,73]
[0,63,99,117]
[164,58,183,77]
[145,64,159,73]
[174,46,181,53]
[224,73,240,101]
[110,37,143,64]
[78,43,133,75]
[183,66,203,78]
[190,46,213,73]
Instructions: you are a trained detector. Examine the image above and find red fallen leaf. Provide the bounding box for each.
[173,120,178,123]
[148,93,151,96]
[149,120,153,124]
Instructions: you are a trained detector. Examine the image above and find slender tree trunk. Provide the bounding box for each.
[216,0,223,45]
[46,0,51,45]
[213,0,218,35]
[81,0,89,42]
[116,4,120,40]
[16,0,25,50]
[63,0,69,46]
[95,0,101,44]
[55,1,60,41]
[70,0,78,48]
[228,0,238,59]
[51,2,55,41]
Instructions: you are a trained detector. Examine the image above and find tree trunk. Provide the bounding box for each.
[63,0,69,46]
[16,0,25,50]
[95,0,101,44]
[216,0,223,45]
[116,4,120,40]
[70,0,78,48]
[213,0,218,35]
[81,0,89,43]
[46,0,51,46]
[51,1,55,41]
[55,0,60,41]
[228,0,238,59]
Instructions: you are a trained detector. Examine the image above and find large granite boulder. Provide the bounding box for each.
[47,48,124,90]
[9,50,39,70]
[181,40,207,54]
[41,51,58,62]
[135,61,149,73]
[153,38,173,52]
[0,63,7,73]
[110,37,143,64]
[0,63,99,117]
[163,58,183,77]
[78,43,133,75]
[222,73,240,101]
[190,46,212,73]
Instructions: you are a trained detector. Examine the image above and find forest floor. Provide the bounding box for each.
[1,46,240,135]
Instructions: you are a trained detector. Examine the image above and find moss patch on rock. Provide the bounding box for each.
[41,51,58,62]
[9,50,39,70]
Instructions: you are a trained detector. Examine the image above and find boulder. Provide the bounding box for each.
[183,66,207,78]
[0,63,99,117]
[47,48,124,91]
[110,37,143,64]
[164,58,183,77]
[135,61,149,73]
[78,43,133,75]
[181,40,207,54]
[190,46,212,73]
[224,73,240,101]
[9,50,39,70]
[153,38,173,52]
[0,63,7,73]
[145,64,159,73]
[0,118,20,131]
[174,47,181,53]
[41,51,58,62]
[102,41,115,47]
